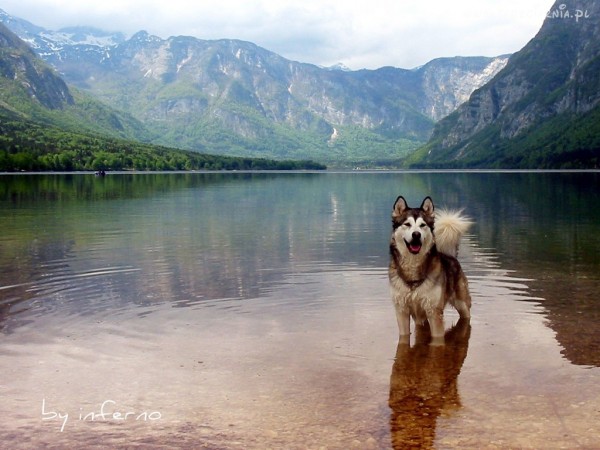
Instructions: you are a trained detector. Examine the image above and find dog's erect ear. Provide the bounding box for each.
[392,196,408,219]
[421,197,434,216]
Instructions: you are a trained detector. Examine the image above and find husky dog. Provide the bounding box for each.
[389,196,472,343]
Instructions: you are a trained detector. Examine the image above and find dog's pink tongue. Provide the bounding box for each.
[409,244,421,253]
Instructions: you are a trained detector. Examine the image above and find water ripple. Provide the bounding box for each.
[0,266,140,295]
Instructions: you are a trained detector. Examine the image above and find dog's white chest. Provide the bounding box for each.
[390,276,441,323]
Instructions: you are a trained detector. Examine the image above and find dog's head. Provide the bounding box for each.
[391,196,435,256]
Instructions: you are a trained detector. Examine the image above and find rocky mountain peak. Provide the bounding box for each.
[0,22,73,109]
[410,0,600,168]
[416,56,510,121]
[48,26,126,47]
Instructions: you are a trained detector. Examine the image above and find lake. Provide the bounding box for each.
[0,171,599,449]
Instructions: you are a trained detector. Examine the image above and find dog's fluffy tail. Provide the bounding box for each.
[435,210,472,257]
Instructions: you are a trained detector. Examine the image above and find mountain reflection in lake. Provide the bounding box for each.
[0,171,599,448]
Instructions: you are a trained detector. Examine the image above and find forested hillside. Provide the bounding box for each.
[0,112,325,171]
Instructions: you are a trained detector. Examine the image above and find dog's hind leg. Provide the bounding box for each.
[454,300,471,319]
[454,278,472,319]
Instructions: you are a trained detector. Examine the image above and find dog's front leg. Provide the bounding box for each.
[394,304,411,343]
[427,308,445,345]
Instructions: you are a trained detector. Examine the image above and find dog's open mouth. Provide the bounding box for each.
[405,240,422,254]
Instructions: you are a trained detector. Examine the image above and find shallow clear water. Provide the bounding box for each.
[0,171,599,448]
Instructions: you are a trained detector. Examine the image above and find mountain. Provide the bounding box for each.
[0,22,73,111]
[0,9,125,55]
[1,9,507,166]
[0,22,325,171]
[410,0,600,169]
[416,56,510,121]
[0,20,151,141]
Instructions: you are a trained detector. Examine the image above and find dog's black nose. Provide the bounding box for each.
[412,231,421,240]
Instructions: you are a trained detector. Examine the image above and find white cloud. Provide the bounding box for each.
[1,0,553,69]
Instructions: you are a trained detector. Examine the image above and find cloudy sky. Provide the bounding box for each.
[2,0,554,69]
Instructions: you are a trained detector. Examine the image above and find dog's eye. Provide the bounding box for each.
[419,223,427,228]
[402,222,411,227]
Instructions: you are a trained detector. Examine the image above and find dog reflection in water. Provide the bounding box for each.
[389,319,471,449]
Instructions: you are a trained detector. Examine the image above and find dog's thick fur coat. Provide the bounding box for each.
[389,196,472,343]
